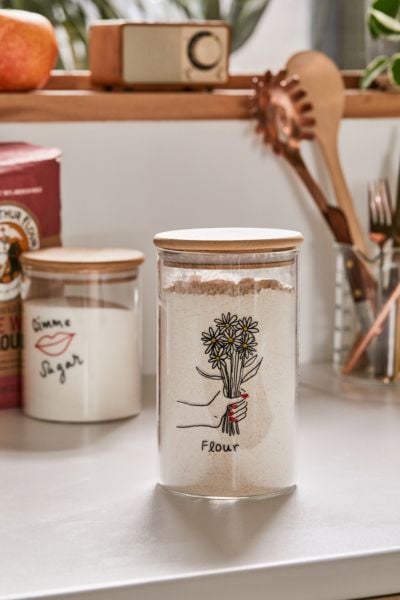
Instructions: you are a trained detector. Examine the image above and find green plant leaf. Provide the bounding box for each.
[389,52,400,86]
[199,0,221,20]
[168,0,198,18]
[368,13,383,38]
[229,0,271,51]
[360,54,390,88]
[92,0,120,19]
[368,8,400,39]
[371,0,400,18]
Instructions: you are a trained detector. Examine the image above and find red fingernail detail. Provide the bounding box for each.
[231,404,237,409]
[241,393,249,399]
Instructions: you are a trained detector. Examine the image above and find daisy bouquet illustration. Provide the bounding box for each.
[197,312,263,436]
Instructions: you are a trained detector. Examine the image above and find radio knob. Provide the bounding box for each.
[187,32,222,70]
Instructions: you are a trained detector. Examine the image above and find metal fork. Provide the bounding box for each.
[368,180,393,296]
[368,180,393,251]
[368,179,393,377]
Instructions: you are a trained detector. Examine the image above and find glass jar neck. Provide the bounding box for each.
[157,248,298,270]
[22,266,138,284]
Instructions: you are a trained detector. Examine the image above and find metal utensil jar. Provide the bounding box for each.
[154,228,303,499]
[21,247,144,422]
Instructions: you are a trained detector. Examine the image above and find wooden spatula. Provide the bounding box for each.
[286,50,368,255]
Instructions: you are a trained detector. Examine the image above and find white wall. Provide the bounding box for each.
[2,118,399,373]
[231,0,311,71]
[2,0,398,373]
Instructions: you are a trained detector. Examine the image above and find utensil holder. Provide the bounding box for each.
[334,243,400,383]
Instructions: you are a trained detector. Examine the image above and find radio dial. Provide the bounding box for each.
[188,32,222,70]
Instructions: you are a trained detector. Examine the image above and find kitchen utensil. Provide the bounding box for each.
[368,180,393,250]
[390,163,400,379]
[286,50,368,255]
[252,70,376,337]
[368,179,393,376]
[392,157,400,248]
[342,280,400,376]
[368,179,392,301]
[252,70,350,243]
[392,157,400,379]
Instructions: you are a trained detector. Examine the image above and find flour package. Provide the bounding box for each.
[0,143,62,409]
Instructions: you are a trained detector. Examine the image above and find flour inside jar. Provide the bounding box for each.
[159,276,297,498]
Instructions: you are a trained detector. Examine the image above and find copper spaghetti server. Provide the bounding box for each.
[251,70,376,336]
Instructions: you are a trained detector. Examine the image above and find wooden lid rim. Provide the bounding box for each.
[153,228,304,253]
[21,247,145,273]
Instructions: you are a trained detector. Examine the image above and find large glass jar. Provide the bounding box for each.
[21,247,144,422]
[154,228,303,499]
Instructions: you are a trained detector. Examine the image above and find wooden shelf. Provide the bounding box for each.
[1,71,399,122]
[0,89,250,122]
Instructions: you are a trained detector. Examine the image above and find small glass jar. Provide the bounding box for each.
[334,243,400,383]
[20,247,144,422]
[154,228,303,499]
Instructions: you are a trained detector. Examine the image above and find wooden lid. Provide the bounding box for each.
[21,247,145,273]
[153,228,303,253]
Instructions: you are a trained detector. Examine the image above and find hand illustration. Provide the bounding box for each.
[221,394,248,436]
[177,391,249,433]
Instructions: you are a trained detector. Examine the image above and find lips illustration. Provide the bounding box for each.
[35,332,75,357]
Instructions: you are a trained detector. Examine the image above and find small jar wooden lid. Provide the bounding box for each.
[21,247,145,273]
[154,227,304,253]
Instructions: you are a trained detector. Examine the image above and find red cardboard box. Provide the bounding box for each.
[0,143,61,409]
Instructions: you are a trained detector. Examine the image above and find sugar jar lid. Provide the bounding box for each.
[21,247,145,273]
[153,227,304,252]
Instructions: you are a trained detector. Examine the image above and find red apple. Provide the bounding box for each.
[0,9,58,91]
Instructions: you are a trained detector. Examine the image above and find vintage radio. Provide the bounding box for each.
[89,21,230,88]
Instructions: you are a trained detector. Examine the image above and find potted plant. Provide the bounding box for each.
[362,0,400,89]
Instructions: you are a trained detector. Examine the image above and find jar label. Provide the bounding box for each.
[176,312,262,436]
[0,204,40,302]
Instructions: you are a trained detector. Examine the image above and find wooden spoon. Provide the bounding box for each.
[286,50,368,254]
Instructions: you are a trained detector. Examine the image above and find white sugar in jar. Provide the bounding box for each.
[21,247,144,422]
[154,228,303,500]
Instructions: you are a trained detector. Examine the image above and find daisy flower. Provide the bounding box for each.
[236,316,259,336]
[221,329,238,356]
[235,333,257,360]
[214,312,238,333]
[201,327,223,354]
[208,346,228,369]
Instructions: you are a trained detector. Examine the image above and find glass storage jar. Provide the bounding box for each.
[334,243,400,383]
[154,227,303,499]
[21,247,144,422]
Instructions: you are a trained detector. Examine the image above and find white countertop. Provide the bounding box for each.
[1,365,400,600]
